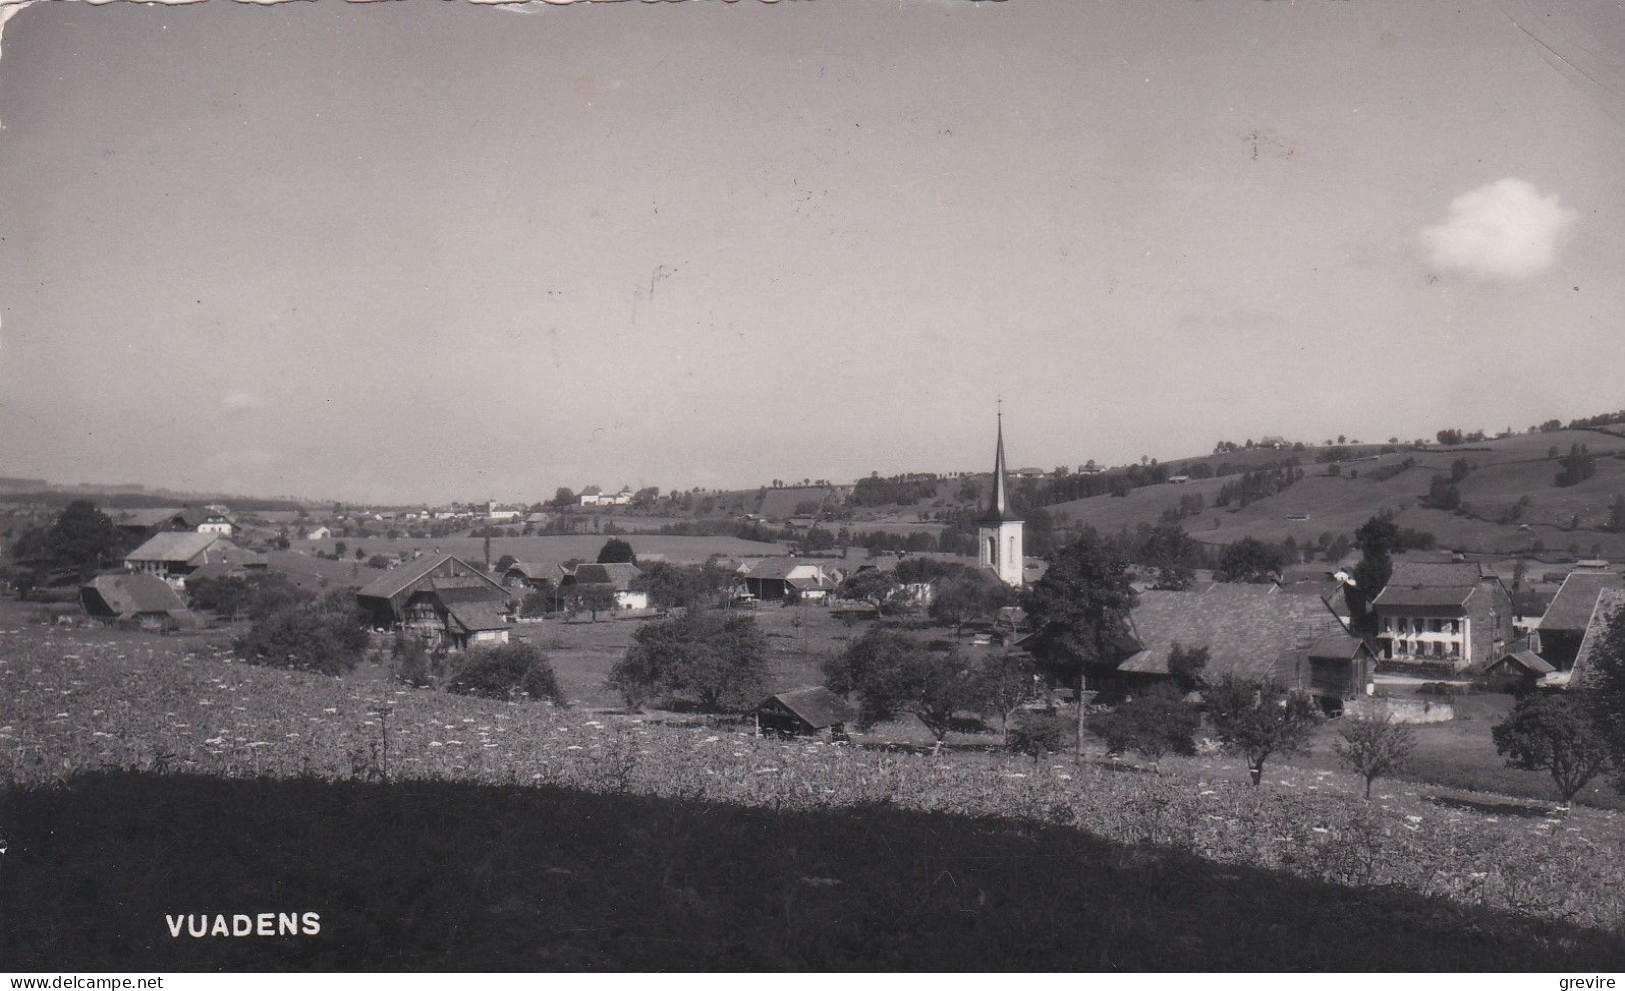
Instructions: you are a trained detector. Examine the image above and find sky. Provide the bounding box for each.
[0,0,1621,504]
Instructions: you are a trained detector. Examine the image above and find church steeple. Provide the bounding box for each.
[980,407,1022,524]
[976,405,1025,587]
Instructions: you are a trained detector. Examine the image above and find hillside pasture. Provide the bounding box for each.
[1047,431,1625,558]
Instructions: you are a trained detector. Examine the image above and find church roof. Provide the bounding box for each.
[979,413,1022,525]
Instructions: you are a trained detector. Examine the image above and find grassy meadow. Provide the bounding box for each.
[2,617,1625,970]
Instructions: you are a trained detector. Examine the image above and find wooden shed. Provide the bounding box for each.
[756,686,855,740]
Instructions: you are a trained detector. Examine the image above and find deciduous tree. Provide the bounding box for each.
[1204,675,1320,786]
[1495,692,1610,807]
[1334,715,1416,799]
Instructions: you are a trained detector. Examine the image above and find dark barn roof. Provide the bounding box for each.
[759,686,855,731]
[1119,584,1356,681]
[1570,588,1625,687]
[81,573,190,619]
[1543,572,1625,635]
[567,562,643,590]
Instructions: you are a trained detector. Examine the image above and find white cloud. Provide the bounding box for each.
[1420,178,1577,279]
[220,390,264,413]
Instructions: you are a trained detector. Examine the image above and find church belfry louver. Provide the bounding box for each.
[977,409,1025,587]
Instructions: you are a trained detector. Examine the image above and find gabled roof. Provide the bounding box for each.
[1372,585,1475,609]
[569,562,642,590]
[503,561,553,582]
[124,531,224,565]
[357,554,505,601]
[1542,572,1625,634]
[1118,584,1354,680]
[759,686,854,729]
[444,599,511,634]
[743,557,824,581]
[1488,650,1556,676]
[1570,588,1625,687]
[1372,560,1489,611]
[1386,560,1484,588]
[115,508,188,529]
[82,573,189,617]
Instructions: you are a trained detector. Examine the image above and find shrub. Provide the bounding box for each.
[1008,710,1072,765]
[233,594,368,675]
[444,642,566,705]
[1087,686,1199,771]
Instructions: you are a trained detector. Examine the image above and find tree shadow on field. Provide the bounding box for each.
[1,770,1621,972]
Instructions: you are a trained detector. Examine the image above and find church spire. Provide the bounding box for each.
[981,404,1021,524]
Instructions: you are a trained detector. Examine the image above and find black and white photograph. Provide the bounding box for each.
[1,0,1624,974]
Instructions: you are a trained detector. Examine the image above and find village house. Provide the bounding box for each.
[578,486,633,507]
[1536,570,1624,671]
[305,525,332,541]
[79,572,198,631]
[355,553,515,650]
[740,556,839,603]
[500,561,554,590]
[1371,561,1513,671]
[1115,583,1372,711]
[559,561,648,611]
[123,532,258,587]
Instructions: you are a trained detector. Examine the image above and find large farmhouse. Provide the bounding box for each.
[123,532,260,587]
[80,572,197,631]
[559,562,648,611]
[355,553,515,650]
[1115,583,1372,710]
[1371,561,1513,671]
[739,557,839,603]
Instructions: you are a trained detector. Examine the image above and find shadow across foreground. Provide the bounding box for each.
[1,770,1619,971]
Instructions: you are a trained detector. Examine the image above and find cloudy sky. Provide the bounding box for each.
[0,0,1621,504]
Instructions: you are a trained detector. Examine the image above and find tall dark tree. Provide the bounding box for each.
[41,500,125,583]
[1142,514,1199,591]
[596,538,637,565]
[1346,512,1400,638]
[1020,530,1139,695]
[1213,537,1281,584]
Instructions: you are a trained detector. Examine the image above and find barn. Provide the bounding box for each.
[756,686,855,739]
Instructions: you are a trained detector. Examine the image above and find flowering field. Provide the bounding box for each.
[2,628,1624,969]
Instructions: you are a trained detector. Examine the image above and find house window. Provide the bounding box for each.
[1451,642,1460,657]
[1382,617,1392,633]
[1450,619,1460,635]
